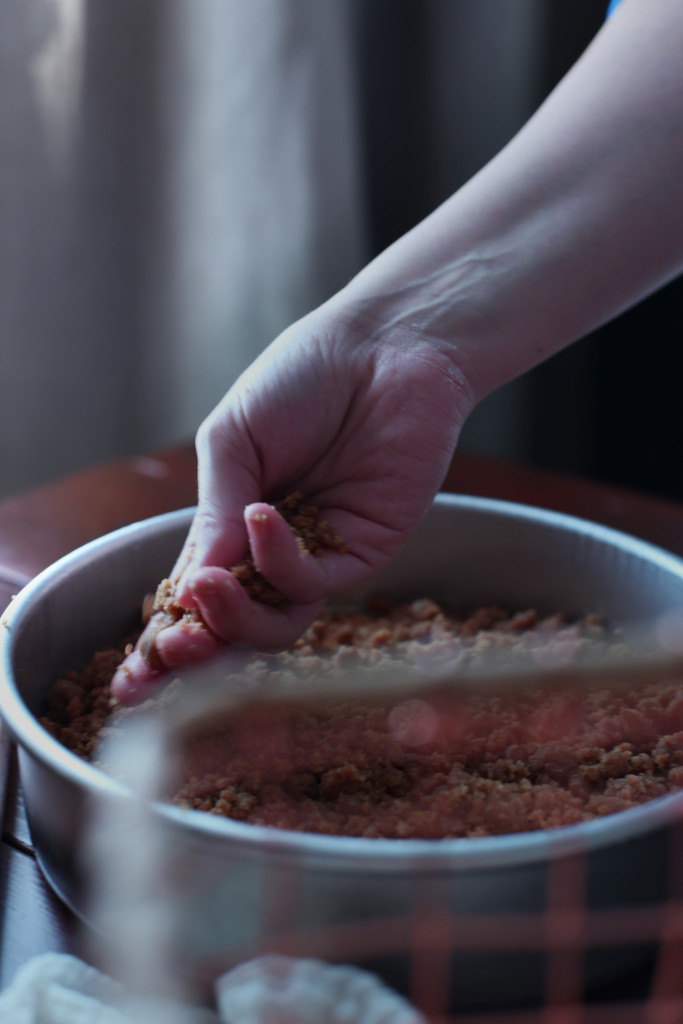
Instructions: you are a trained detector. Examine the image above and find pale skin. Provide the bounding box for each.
[112,0,683,704]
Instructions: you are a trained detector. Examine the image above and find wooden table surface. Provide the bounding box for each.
[2,445,683,995]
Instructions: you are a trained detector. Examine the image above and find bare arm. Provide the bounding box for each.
[332,0,683,400]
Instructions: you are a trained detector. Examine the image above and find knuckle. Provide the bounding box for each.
[193,505,222,532]
[195,414,222,457]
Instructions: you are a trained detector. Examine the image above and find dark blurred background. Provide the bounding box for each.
[356,1,683,502]
[1,1,680,501]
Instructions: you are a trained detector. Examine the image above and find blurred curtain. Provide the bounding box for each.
[0,0,598,498]
[0,0,366,497]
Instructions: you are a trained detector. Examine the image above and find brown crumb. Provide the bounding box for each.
[41,598,683,839]
[140,492,346,667]
[228,491,346,606]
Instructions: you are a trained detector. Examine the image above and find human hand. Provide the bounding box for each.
[111,307,473,704]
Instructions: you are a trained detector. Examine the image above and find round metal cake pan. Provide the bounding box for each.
[3,493,683,1010]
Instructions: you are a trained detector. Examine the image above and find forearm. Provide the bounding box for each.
[330,0,683,403]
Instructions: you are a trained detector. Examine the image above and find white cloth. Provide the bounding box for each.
[0,954,425,1024]
[0,955,217,1024]
[216,956,425,1024]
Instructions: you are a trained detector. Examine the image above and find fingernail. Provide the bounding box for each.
[245,505,269,524]
[176,569,199,608]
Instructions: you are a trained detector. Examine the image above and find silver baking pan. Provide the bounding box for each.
[3,494,683,1012]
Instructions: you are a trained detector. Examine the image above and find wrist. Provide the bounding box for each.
[319,242,507,412]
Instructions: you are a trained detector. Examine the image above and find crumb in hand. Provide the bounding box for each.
[140,492,346,669]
